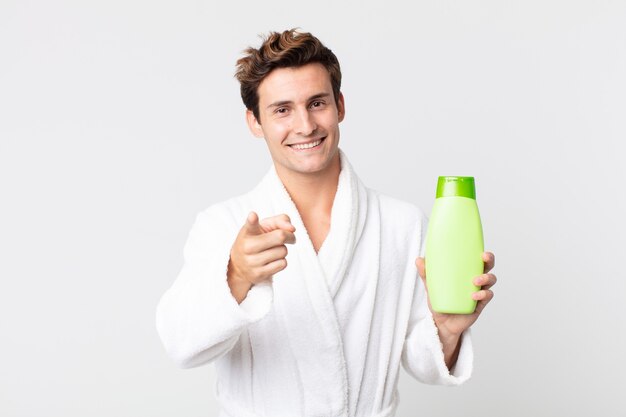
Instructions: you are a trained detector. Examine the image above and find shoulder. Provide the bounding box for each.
[367,189,427,258]
[181,194,252,255]
[195,193,253,230]
[373,190,427,230]
[368,190,428,249]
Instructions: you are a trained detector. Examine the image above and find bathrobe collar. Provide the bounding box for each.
[246,149,370,416]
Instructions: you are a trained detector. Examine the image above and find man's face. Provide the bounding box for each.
[246,63,345,179]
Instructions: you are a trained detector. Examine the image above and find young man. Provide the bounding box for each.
[156,29,497,417]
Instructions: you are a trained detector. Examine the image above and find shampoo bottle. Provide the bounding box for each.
[424,176,484,314]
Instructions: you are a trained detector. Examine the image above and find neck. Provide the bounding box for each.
[275,152,341,217]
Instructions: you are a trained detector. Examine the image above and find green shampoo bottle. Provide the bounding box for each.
[424,176,484,314]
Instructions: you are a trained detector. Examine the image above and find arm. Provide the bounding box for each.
[440,331,462,371]
[401,213,487,385]
[403,252,496,383]
[155,208,273,368]
[401,266,474,385]
[415,252,497,370]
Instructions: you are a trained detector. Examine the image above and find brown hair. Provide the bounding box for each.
[235,28,342,121]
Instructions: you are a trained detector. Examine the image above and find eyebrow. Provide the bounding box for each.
[266,93,332,110]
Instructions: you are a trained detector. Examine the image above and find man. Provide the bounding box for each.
[156,29,497,417]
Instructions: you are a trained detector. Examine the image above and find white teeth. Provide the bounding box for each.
[291,139,322,150]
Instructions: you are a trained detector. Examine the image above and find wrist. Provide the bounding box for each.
[431,316,464,341]
[439,333,462,358]
[436,326,462,371]
[227,259,252,304]
[437,326,462,345]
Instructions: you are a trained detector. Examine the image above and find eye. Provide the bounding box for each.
[275,107,289,115]
[310,100,325,109]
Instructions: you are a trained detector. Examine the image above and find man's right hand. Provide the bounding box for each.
[227,211,296,304]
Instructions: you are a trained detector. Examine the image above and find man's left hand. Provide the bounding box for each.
[415,252,497,368]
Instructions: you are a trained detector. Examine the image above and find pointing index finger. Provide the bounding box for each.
[260,214,296,233]
[251,229,296,252]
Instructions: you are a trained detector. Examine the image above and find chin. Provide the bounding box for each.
[297,160,335,175]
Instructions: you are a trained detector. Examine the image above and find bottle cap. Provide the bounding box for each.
[436,176,476,199]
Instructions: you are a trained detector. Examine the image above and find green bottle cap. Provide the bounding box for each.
[436,176,476,199]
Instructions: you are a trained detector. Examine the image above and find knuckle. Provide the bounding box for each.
[262,259,287,276]
[241,241,254,254]
[277,258,287,270]
[249,269,260,281]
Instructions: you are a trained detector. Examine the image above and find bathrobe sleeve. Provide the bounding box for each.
[401,213,473,385]
[156,205,273,369]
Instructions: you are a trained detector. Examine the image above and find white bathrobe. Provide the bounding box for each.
[156,150,473,417]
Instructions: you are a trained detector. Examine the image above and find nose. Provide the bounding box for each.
[293,107,317,136]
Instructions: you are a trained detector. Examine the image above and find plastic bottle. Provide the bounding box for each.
[424,176,484,314]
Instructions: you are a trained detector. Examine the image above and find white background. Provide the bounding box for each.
[1,1,625,416]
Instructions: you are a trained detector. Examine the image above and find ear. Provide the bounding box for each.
[337,92,346,123]
[246,110,264,138]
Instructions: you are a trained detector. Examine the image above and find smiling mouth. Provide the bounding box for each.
[288,138,325,150]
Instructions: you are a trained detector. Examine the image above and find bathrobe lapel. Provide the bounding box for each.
[318,151,368,298]
[247,150,368,416]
